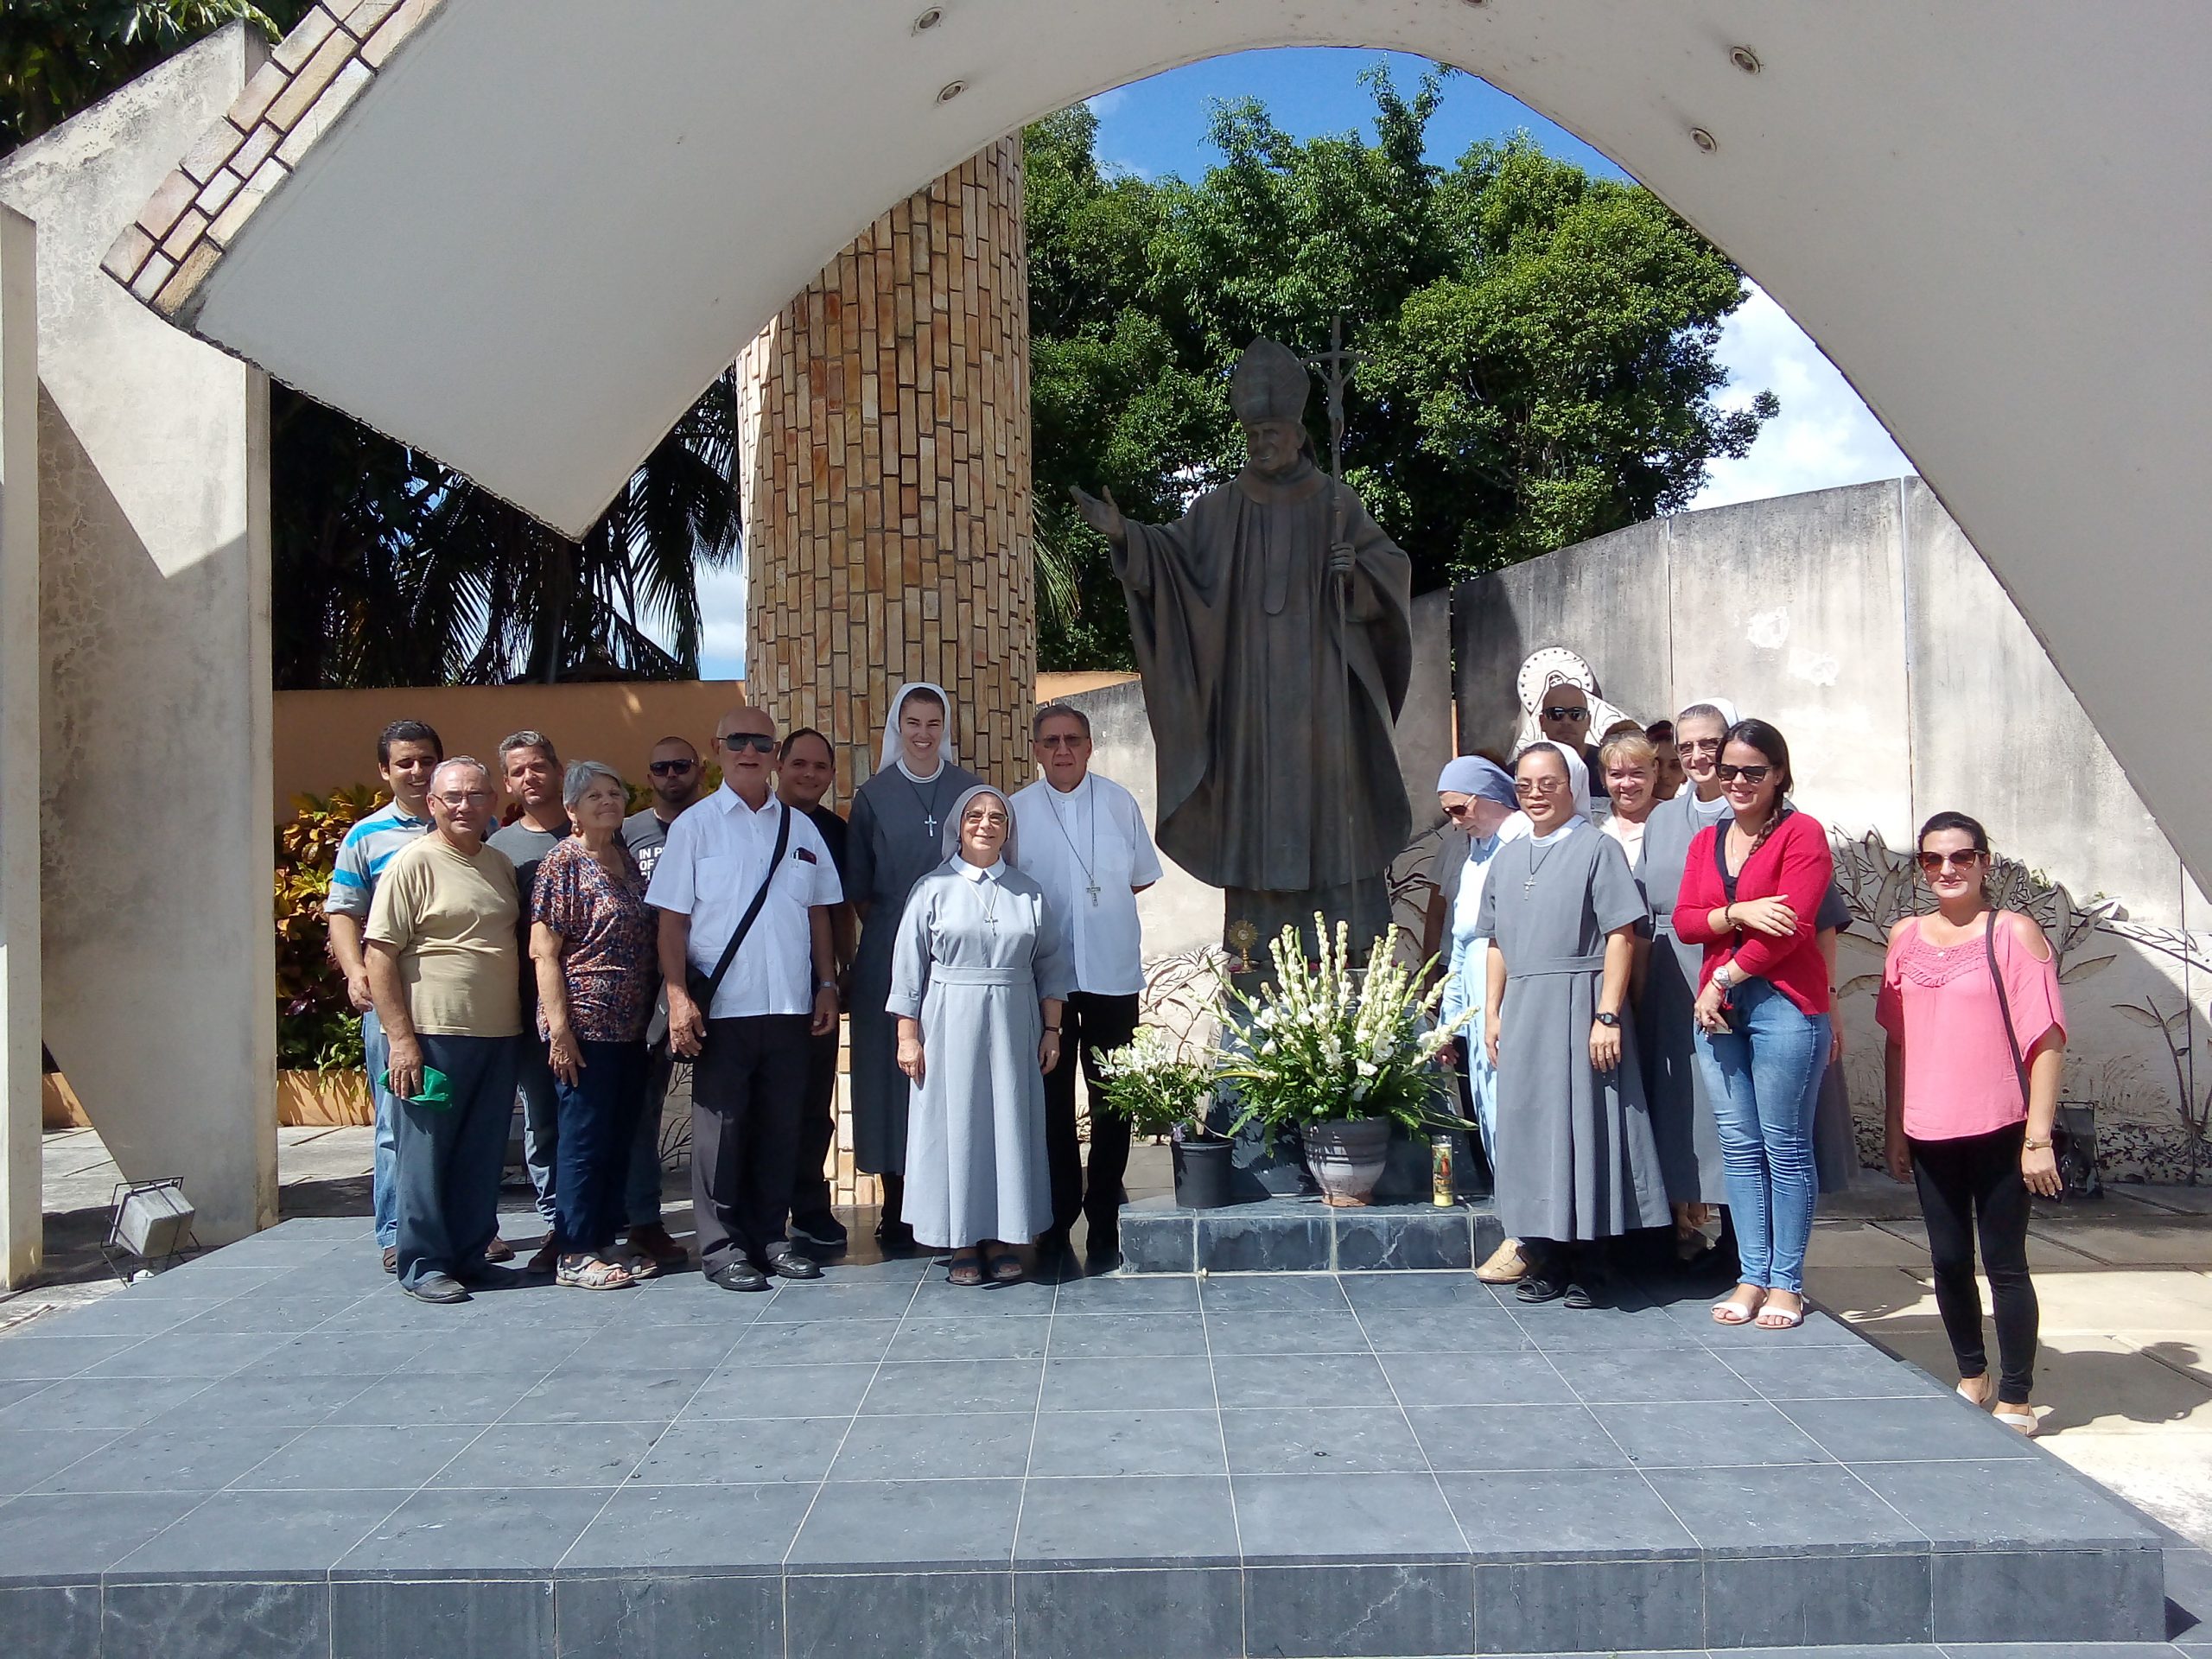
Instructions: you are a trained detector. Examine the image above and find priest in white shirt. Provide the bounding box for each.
[1011,702,1165,1262]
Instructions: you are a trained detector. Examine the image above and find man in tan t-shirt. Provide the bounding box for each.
[365,757,524,1303]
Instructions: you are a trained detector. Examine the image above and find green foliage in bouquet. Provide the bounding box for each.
[1094,1026,1219,1141]
[1218,917,1472,1135]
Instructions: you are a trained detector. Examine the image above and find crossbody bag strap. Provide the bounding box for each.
[1984,908,2031,1106]
[701,804,793,1006]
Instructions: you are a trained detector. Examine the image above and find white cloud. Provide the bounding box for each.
[1085,87,1129,118]
[1691,283,1914,511]
[696,560,747,681]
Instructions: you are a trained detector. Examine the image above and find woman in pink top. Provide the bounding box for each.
[1878,811,2065,1435]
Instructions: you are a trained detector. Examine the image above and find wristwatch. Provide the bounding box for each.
[1594,1011,1620,1028]
[1713,965,1739,993]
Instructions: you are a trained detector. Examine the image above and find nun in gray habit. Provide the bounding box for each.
[888,785,1074,1284]
[1478,740,1669,1306]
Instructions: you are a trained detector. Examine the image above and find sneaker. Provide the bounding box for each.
[1476,1238,1528,1284]
[709,1261,769,1293]
[788,1212,849,1250]
[406,1272,469,1305]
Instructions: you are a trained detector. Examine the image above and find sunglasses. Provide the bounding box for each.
[1541,705,1590,721]
[1681,737,1724,755]
[1037,734,1089,750]
[1441,800,1478,818]
[717,733,776,754]
[1916,849,1986,874]
[1716,763,1772,785]
[648,760,696,777]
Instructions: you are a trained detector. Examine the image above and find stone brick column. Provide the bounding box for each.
[739,136,1034,796]
[738,138,1035,1208]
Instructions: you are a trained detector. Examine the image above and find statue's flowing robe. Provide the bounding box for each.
[1112,464,1414,900]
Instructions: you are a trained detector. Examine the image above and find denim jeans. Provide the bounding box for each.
[553,1039,651,1256]
[622,1041,675,1229]
[516,1036,561,1231]
[1694,977,1830,1294]
[362,1007,400,1249]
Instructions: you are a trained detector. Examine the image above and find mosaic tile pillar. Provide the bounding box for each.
[738,138,1036,1207]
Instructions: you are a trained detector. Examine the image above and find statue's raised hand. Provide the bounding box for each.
[1070,483,1126,546]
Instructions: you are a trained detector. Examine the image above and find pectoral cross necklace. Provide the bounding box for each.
[1047,779,1103,906]
[902,770,946,841]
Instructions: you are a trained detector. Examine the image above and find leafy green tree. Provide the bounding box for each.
[1023,65,1774,668]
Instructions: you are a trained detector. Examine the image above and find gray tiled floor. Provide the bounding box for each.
[0,1217,2183,1658]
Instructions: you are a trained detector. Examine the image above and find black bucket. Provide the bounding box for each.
[1173,1135,1235,1210]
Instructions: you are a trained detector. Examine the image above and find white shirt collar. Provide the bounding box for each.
[896,756,944,785]
[717,785,779,818]
[958,858,1006,884]
[1047,773,1090,798]
[1528,816,1585,848]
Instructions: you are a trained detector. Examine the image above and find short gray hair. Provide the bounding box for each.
[1033,702,1091,740]
[498,728,558,767]
[563,760,626,811]
[429,757,492,795]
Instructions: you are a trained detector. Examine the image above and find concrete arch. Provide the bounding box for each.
[113,0,2212,888]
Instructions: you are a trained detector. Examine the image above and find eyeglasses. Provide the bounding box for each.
[717,733,776,754]
[433,789,492,806]
[1541,706,1590,722]
[1716,764,1771,785]
[1441,801,1477,818]
[1916,849,1986,874]
[1514,777,1568,796]
[1037,734,1089,750]
[648,760,696,777]
[1681,737,1723,755]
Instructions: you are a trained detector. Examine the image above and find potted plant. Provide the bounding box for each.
[1095,1027,1233,1209]
[1219,917,1471,1207]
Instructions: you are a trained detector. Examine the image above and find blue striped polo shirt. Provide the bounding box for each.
[323,801,431,919]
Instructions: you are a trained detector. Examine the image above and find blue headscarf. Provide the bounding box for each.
[1437,755,1516,809]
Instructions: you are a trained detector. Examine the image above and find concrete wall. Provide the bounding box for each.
[0,28,276,1244]
[0,207,37,1286]
[1454,479,2212,1180]
[272,680,748,821]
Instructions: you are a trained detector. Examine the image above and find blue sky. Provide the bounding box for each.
[700,48,1910,678]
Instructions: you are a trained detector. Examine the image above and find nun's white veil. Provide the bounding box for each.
[940,784,1019,864]
[1515,739,1595,825]
[877,682,958,774]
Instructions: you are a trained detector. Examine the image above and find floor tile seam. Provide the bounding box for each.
[1192,1268,1247,1655]
[773,1265,929,1569]
[1005,1279,1058,1595]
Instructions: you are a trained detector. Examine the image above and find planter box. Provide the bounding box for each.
[277,1071,372,1126]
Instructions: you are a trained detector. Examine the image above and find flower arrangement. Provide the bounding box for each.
[1095,1026,1220,1141]
[1217,917,1471,1133]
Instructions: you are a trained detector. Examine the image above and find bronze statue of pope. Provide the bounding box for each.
[1071,338,1414,959]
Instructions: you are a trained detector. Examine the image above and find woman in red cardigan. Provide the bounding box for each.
[1674,719,1834,1330]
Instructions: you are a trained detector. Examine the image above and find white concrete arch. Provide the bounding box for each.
[133,0,2212,886]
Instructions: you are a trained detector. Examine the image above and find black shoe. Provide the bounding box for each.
[1515,1274,1567,1304]
[709,1261,769,1293]
[1035,1228,1071,1257]
[789,1212,849,1249]
[767,1249,823,1281]
[455,1262,515,1291]
[874,1218,916,1255]
[406,1272,469,1304]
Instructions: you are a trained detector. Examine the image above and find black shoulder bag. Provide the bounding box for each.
[1984,909,2098,1200]
[686,805,793,1013]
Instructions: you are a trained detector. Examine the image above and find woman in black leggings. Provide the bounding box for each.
[1878,812,2066,1434]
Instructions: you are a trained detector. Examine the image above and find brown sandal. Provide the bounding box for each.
[988,1250,1025,1284]
[947,1253,984,1287]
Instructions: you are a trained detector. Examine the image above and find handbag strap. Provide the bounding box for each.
[1983,908,2032,1107]
[700,804,793,1006]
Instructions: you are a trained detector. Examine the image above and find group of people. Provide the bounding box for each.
[1435,671,2066,1434]
[324,686,1162,1304]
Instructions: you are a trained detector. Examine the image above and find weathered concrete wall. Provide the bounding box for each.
[1454,479,2212,1180]
[0,207,39,1286]
[0,28,276,1243]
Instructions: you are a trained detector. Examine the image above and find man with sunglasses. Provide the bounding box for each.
[1535,680,1610,804]
[648,707,842,1291]
[615,735,708,1268]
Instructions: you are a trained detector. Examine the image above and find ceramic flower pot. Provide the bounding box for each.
[1172,1134,1234,1210]
[1301,1117,1392,1207]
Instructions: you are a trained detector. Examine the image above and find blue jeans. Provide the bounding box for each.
[1694,977,1830,1294]
[516,1036,561,1230]
[554,1040,652,1255]
[622,1041,675,1229]
[363,1007,400,1249]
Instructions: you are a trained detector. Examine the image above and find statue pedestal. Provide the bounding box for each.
[1119,1192,1503,1274]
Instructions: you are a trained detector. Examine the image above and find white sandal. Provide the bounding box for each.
[1993,1406,2039,1436]
[1712,1287,1766,1325]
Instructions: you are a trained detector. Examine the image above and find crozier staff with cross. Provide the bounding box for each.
[844,683,984,1252]
[1071,337,1414,959]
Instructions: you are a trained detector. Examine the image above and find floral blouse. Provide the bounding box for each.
[531,838,658,1043]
